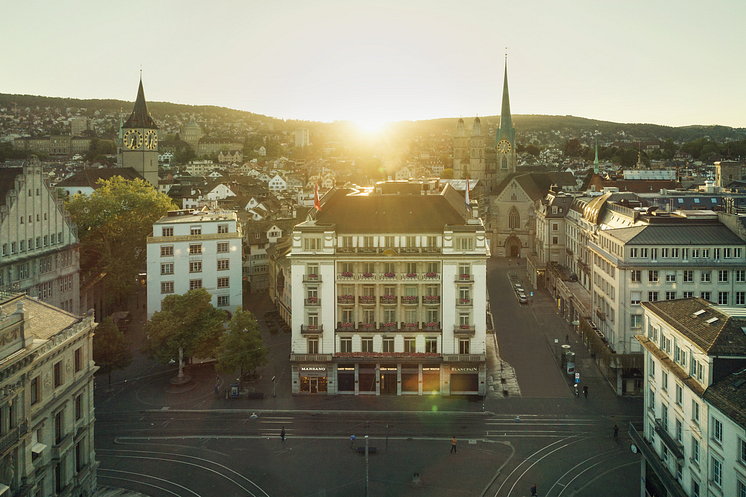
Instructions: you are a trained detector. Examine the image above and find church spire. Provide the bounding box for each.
[123,77,158,129]
[495,56,515,147]
[594,131,599,174]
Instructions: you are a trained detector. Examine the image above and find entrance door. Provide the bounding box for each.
[310,377,318,394]
[380,373,397,394]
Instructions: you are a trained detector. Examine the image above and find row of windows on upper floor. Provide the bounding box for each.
[159,224,232,237]
[623,246,742,261]
[647,322,707,387]
[631,269,746,284]
[633,290,746,306]
[160,242,232,256]
[301,235,477,251]
[302,262,473,277]
[1,232,67,257]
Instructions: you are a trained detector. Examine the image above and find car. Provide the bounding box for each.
[519,296,528,304]
[514,283,522,292]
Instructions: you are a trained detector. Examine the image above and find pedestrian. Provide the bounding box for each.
[565,334,569,344]
[451,436,457,453]
[613,424,619,442]
[350,434,356,449]
[281,426,285,443]
[583,385,588,398]
[530,483,537,496]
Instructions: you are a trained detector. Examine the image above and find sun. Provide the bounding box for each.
[352,116,389,134]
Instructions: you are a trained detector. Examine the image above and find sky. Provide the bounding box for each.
[3,0,746,130]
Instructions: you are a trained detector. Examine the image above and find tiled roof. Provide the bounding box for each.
[642,298,746,355]
[704,368,746,429]
[24,297,79,340]
[56,167,144,188]
[605,223,742,245]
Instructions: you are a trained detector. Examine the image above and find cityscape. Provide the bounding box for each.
[2,2,746,497]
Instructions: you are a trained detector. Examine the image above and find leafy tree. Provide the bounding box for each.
[173,147,196,165]
[84,137,116,161]
[142,288,226,381]
[215,308,269,387]
[525,144,541,157]
[563,139,583,158]
[440,168,454,179]
[93,317,133,387]
[66,176,177,304]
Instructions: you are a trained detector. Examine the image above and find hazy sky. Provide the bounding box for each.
[3,0,745,130]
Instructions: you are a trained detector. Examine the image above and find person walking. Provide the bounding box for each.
[350,434,356,449]
[281,426,285,443]
[530,483,537,496]
[583,385,588,398]
[613,424,619,442]
[451,436,457,453]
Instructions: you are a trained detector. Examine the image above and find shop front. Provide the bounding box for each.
[449,365,480,394]
[299,365,328,394]
[401,364,419,393]
[379,366,398,394]
[422,366,441,394]
[358,363,377,394]
[337,364,355,393]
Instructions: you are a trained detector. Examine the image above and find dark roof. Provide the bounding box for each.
[56,167,144,188]
[605,223,743,245]
[642,298,746,355]
[494,172,576,202]
[590,174,680,193]
[123,79,158,130]
[0,167,22,207]
[704,368,746,429]
[316,184,469,233]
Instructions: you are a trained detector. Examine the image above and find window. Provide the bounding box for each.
[738,292,746,305]
[666,292,677,300]
[218,224,229,234]
[162,227,173,237]
[455,237,474,250]
[676,418,683,443]
[161,282,174,294]
[363,236,374,248]
[55,410,63,444]
[401,338,414,353]
[160,263,173,275]
[426,337,437,353]
[737,248,744,258]
[189,244,202,255]
[662,403,669,431]
[648,270,659,282]
[701,270,711,282]
[406,236,416,248]
[738,480,746,497]
[361,338,373,353]
[75,394,83,421]
[217,277,229,289]
[631,270,641,283]
[675,384,682,405]
[217,295,230,307]
[54,361,63,388]
[641,248,648,258]
[714,248,721,260]
[217,242,229,253]
[217,259,230,270]
[648,292,659,302]
[630,248,638,258]
[692,399,700,423]
[382,338,394,353]
[718,270,729,283]
[661,248,669,258]
[74,348,82,373]
[712,457,722,487]
[648,388,655,411]
[692,437,700,464]
[666,271,676,283]
[684,291,694,298]
[552,236,558,245]
[427,236,437,248]
[189,279,202,290]
[340,337,352,353]
[30,376,40,405]
[508,207,520,229]
[683,270,693,282]
[700,291,711,302]
[189,261,202,273]
[459,339,470,355]
[307,338,319,354]
[662,370,668,392]
[648,356,656,377]
[718,292,729,305]
[191,226,202,235]
[713,417,723,444]
[458,263,470,278]
[630,315,642,330]
[631,292,641,305]
[384,236,395,248]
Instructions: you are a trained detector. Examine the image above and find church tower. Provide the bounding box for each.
[452,118,468,175]
[469,117,486,181]
[495,57,516,183]
[121,77,159,186]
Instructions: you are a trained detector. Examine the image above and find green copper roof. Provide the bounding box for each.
[123,79,158,130]
[495,59,515,146]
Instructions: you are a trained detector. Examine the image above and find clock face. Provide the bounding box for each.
[497,139,512,154]
[144,130,158,150]
[123,129,143,150]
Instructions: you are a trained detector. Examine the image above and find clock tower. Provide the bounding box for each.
[495,57,516,183]
[121,77,159,186]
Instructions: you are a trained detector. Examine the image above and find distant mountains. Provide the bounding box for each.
[2,93,744,142]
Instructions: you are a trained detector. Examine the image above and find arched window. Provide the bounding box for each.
[502,157,508,169]
[509,207,520,229]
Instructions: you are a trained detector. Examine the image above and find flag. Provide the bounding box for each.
[464,174,471,211]
[314,181,321,211]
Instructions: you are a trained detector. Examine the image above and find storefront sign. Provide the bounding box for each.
[338,366,355,371]
[380,367,397,371]
[423,367,440,371]
[452,366,478,373]
[301,365,327,377]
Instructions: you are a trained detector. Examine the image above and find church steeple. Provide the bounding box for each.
[495,57,515,147]
[594,133,599,174]
[123,78,158,129]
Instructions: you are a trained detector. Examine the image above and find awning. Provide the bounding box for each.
[32,442,47,455]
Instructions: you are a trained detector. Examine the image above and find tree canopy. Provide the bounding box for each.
[66,176,177,303]
[215,307,269,382]
[142,288,226,367]
[93,317,133,386]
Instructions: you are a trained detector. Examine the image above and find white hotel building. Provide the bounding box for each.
[289,180,489,396]
[146,208,242,317]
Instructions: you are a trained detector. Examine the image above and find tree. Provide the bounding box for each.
[142,288,226,382]
[93,317,133,387]
[564,139,583,158]
[440,168,454,179]
[525,144,541,157]
[66,177,177,303]
[215,308,269,387]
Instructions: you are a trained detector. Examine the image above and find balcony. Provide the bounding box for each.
[358,322,377,331]
[628,422,688,497]
[454,324,476,335]
[422,272,441,281]
[0,419,28,455]
[443,354,486,362]
[422,295,441,305]
[303,274,321,283]
[337,272,354,280]
[337,295,355,304]
[290,353,333,362]
[380,272,397,281]
[379,322,398,332]
[654,420,684,460]
[455,274,474,282]
[422,322,442,331]
[358,296,376,305]
[301,324,323,335]
[379,295,398,304]
[400,296,419,305]
[401,273,419,281]
[336,322,355,332]
[52,432,73,461]
[358,272,376,280]
[456,298,472,306]
[400,322,420,331]
[305,297,320,306]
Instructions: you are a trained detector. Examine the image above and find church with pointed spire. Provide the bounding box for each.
[118,77,159,186]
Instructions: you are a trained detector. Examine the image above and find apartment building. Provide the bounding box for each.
[633,298,746,497]
[146,208,243,317]
[0,157,80,314]
[0,292,98,496]
[289,180,489,396]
